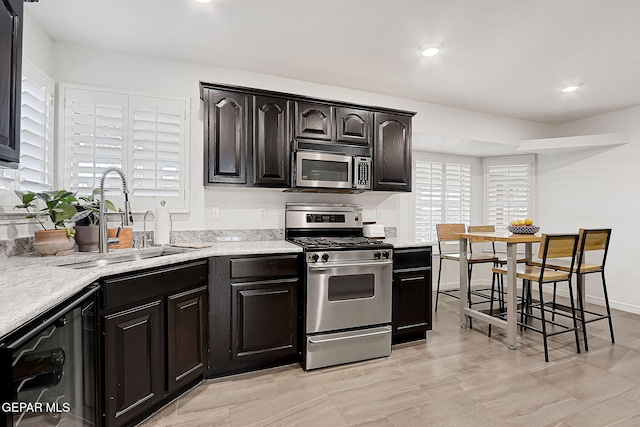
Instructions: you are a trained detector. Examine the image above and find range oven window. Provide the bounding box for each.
[328,274,375,301]
[301,159,349,182]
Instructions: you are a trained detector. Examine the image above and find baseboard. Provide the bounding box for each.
[545,283,640,315]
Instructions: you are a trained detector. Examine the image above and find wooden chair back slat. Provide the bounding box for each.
[538,234,579,259]
[437,224,466,242]
[579,228,610,252]
[467,225,495,233]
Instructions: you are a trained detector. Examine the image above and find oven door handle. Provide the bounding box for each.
[308,260,393,271]
[308,327,391,344]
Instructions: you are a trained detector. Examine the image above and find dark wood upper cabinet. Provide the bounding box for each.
[204,89,248,184]
[295,101,333,141]
[0,0,23,168]
[253,96,291,186]
[373,113,412,192]
[336,107,372,146]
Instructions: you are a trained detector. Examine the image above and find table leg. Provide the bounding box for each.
[506,242,518,349]
[459,237,469,328]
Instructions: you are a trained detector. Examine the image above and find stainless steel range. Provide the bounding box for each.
[285,203,393,370]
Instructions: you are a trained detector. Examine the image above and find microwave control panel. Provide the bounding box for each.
[354,157,371,189]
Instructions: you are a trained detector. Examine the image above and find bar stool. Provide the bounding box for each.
[493,233,581,362]
[547,228,614,351]
[435,224,498,313]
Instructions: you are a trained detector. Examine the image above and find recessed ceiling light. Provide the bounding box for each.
[561,83,582,93]
[420,43,443,57]
[195,0,212,3]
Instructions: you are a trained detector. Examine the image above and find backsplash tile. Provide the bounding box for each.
[0,236,35,257]
[171,229,284,243]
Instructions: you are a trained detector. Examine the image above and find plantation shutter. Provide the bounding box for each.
[63,89,127,196]
[444,162,471,224]
[0,64,54,191]
[19,72,54,192]
[487,159,533,231]
[129,96,185,199]
[414,160,443,242]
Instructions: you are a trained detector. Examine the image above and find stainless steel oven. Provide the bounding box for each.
[294,151,371,190]
[304,250,392,370]
[285,203,393,370]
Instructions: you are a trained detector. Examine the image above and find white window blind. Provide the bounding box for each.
[62,87,188,211]
[486,157,533,231]
[129,96,183,198]
[414,160,471,242]
[0,63,54,192]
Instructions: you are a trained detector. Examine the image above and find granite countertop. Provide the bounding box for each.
[0,240,302,340]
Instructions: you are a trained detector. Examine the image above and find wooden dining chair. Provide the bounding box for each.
[493,233,581,362]
[435,224,498,314]
[546,228,614,351]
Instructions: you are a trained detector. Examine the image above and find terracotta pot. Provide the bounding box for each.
[33,229,75,256]
[107,227,133,249]
[75,225,99,252]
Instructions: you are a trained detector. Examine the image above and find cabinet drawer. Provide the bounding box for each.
[103,260,208,310]
[393,247,432,270]
[231,255,299,280]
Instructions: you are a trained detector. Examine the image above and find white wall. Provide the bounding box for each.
[538,105,640,313]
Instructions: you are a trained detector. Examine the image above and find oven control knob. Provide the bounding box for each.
[374,251,382,260]
[321,253,330,262]
[311,253,319,262]
[382,251,390,259]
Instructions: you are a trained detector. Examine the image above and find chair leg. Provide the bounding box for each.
[435,257,443,311]
[576,274,588,351]
[567,278,582,354]
[551,281,558,322]
[601,271,615,344]
[488,271,497,337]
[537,280,550,363]
[468,264,473,329]
[520,280,528,330]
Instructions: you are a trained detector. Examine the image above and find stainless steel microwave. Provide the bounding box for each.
[294,151,371,190]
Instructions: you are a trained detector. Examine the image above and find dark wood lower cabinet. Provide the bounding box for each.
[103,301,164,427]
[167,286,208,393]
[101,261,208,427]
[231,279,298,362]
[208,254,301,378]
[392,247,433,344]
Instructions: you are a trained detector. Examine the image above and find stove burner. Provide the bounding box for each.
[288,236,390,250]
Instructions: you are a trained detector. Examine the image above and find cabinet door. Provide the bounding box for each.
[0,0,23,168]
[373,113,412,192]
[231,278,298,363]
[336,107,372,146]
[295,101,333,141]
[167,286,208,393]
[392,269,432,342]
[253,96,291,186]
[104,301,163,427]
[204,89,248,184]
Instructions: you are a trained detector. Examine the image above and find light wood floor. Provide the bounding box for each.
[141,293,640,426]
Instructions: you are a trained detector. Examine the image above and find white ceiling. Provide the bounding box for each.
[24,0,640,125]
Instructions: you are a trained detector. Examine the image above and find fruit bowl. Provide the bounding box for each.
[507,225,540,234]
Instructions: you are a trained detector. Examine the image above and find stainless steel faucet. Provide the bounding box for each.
[99,167,133,253]
[142,210,155,248]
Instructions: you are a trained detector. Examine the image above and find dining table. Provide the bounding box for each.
[457,231,541,349]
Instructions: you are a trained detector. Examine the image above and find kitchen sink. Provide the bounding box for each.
[58,247,197,269]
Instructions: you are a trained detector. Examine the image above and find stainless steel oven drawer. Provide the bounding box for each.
[305,325,391,370]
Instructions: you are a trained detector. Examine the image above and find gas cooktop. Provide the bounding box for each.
[288,236,393,251]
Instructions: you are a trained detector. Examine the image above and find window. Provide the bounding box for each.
[61,86,189,211]
[485,156,535,231]
[414,157,472,242]
[0,62,55,193]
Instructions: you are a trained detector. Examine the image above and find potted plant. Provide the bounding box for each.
[14,190,79,256]
[73,188,116,252]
